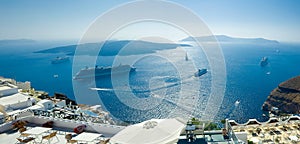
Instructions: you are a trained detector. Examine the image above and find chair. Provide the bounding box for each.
[41,131,59,144]
[65,134,77,144]
[98,139,110,144]
[16,137,35,144]
[18,127,26,133]
[18,127,30,138]
[13,120,28,130]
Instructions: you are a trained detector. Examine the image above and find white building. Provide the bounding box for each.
[26,99,53,111]
[0,85,18,97]
[16,81,31,91]
[0,77,17,85]
[0,112,4,123]
[0,93,34,110]
[0,83,34,113]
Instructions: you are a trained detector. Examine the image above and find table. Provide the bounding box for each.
[289,135,298,141]
[72,132,102,143]
[250,137,260,143]
[23,127,52,139]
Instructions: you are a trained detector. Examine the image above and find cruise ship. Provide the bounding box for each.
[260,56,268,67]
[73,64,136,80]
[51,56,69,64]
[194,69,207,77]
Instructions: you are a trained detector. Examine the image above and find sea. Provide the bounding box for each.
[0,41,300,124]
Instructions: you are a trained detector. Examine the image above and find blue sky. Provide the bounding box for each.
[0,0,299,42]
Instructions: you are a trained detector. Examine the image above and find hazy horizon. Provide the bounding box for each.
[0,34,287,44]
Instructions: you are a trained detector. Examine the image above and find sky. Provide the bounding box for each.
[0,0,299,42]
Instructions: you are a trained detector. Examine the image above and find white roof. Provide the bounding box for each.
[38,99,52,104]
[26,104,44,111]
[0,86,13,91]
[6,109,22,115]
[72,132,102,142]
[110,118,185,144]
[0,93,29,106]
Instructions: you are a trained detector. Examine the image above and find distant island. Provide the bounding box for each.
[262,76,300,114]
[181,35,279,44]
[35,40,191,56]
[0,39,36,45]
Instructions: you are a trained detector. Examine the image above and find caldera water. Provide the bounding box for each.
[0,41,300,123]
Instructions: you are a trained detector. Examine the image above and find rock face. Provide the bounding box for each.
[262,76,300,114]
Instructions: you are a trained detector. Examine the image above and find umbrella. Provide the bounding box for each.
[110,118,186,144]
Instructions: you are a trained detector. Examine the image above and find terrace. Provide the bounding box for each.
[230,116,300,143]
[0,110,246,144]
[1,125,108,144]
[0,111,124,144]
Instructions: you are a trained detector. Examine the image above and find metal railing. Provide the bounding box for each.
[227,123,240,143]
[31,109,106,123]
[0,109,107,125]
[0,109,33,124]
[227,121,246,144]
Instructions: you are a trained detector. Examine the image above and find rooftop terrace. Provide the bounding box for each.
[230,116,300,143]
[0,124,109,144]
[0,111,245,144]
[0,114,123,144]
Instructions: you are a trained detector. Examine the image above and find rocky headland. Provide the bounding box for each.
[262,76,300,114]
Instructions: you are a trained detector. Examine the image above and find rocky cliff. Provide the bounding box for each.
[262,76,300,114]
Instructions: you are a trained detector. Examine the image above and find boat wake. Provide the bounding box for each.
[89,87,114,91]
[90,75,194,94]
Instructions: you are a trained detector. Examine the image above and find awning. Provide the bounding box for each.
[110,118,186,144]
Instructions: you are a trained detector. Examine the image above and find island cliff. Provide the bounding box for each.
[262,76,300,114]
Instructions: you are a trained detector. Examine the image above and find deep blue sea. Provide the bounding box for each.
[0,41,300,123]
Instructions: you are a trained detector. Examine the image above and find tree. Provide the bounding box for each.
[221,119,226,124]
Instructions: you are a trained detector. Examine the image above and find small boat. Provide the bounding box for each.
[266,72,271,75]
[53,74,59,78]
[185,52,189,61]
[194,69,207,77]
[234,100,240,106]
[51,56,69,64]
[260,57,268,67]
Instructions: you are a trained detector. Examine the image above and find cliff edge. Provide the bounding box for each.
[262,76,300,114]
